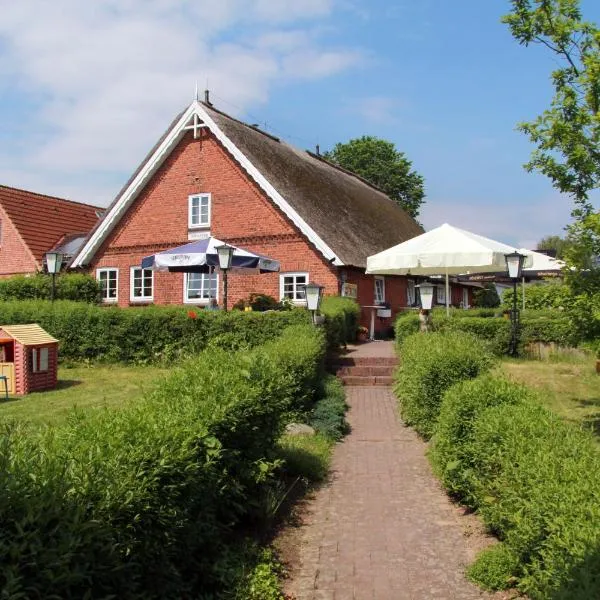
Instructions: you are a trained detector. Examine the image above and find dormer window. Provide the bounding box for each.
[189,193,211,228]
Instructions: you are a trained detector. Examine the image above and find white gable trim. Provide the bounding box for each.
[71,101,343,268]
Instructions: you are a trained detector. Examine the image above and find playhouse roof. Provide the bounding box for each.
[1,324,58,345]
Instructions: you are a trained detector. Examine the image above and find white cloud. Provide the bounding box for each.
[345,96,398,124]
[0,0,361,204]
[420,193,575,249]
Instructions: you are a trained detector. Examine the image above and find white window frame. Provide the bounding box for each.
[31,347,49,373]
[129,267,154,302]
[374,276,385,305]
[279,272,309,304]
[96,268,119,303]
[463,287,470,309]
[183,271,219,304]
[437,284,446,306]
[407,279,416,306]
[188,193,211,229]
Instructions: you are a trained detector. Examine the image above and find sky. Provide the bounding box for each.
[0,0,599,249]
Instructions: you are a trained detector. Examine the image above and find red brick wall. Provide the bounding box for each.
[16,343,58,395]
[91,129,339,307]
[0,205,39,276]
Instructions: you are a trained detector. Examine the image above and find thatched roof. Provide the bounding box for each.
[202,103,423,268]
[72,101,423,269]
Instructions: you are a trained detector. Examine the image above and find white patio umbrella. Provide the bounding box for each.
[366,223,530,316]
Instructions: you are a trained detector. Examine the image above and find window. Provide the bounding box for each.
[280,272,308,302]
[96,268,118,302]
[188,193,211,228]
[407,279,416,306]
[31,347,49,373]
[437,284,446,305]
[184,272,218,303]
[374,276,385,304]
[130,267,153,301]
[462,287,470,309]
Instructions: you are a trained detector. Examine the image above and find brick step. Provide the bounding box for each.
[334,366,395,377]
[339,375,395,387]
[329,356,398,368]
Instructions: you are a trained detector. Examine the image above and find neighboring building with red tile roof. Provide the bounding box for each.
[0,185,102,276]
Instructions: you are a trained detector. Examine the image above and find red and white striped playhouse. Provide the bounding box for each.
[0,324,58,395]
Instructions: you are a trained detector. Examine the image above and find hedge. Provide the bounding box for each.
[430,374,600,599]
[0,300,310,363]
[394,309,579,354]
[320,295,360,348]
[0,323,326,599]
[0,273,100,302]
[394,331,494,438]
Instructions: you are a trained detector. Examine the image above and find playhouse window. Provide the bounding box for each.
[31,348,49,373]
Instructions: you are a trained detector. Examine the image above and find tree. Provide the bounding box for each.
[503,0,600,215]
[323,136,425,218]
[473,283,501,308]
[536,234,573,258]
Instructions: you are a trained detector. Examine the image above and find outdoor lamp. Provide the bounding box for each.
[216,243,234,270]
[215,244,235,311]
[416,283,434,310]
[45,251,64,302]
[504,252,525,356]
[505,251,525,279]
[299,282,324,324]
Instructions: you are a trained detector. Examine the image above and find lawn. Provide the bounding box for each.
[500,353,600,435]
[0,364,169,426]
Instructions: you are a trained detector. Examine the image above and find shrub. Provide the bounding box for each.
[429,375,534,506]
[0,323,325,598]
[310,375,348,440]
[473,283,500,308]
[0,273,100,302]
[320,296,360,348]
[467,544,518,591]
[502,281,572,311]
[0,300,310,363]
[394,331,494,438]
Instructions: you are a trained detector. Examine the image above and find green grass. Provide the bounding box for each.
[0,364,169,426]
[277,433,333,482]
[500,353,600,435]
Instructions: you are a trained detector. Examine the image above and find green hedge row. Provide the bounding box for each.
[394,331,494,438]
[394,309,578,355]
[320,296,360,348]
[0,273,100,302]
[0,323,326,599]
[430,375,600,599]
[0,300,310,363]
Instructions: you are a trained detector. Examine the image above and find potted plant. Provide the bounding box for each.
[357,326,369,342]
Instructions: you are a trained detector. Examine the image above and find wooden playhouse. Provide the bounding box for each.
[0,324,58,395]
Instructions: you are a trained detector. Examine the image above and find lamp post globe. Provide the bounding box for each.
[45,251,64,302]
[215,244,235,311]
[416,283,435,310]
[504,251,525,356]
[299,282,324,324]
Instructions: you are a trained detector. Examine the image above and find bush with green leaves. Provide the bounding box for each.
[320,295,360,348]
[310,375,348,440]
[0,300,310,363]
[472,283,500,308]
[430,374,600,598]
[0,273,100,302]
[502,280,572,311]
[0,323,325,598]
[394,331,494,438]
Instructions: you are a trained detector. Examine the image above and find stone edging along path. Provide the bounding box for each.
[280,379,510,599]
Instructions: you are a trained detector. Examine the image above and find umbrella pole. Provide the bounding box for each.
[445,267,450,317]
[522,276,525,311]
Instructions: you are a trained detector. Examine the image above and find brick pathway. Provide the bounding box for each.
[285,385,493,600]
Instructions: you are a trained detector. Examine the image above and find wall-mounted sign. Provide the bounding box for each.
[341,282,358,299]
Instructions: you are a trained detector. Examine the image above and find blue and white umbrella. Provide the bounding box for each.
[141,237,280,273]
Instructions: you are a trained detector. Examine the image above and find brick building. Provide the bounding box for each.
[0,185,102,277]
[71,99,473,332]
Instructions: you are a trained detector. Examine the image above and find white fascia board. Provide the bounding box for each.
[71,105,197,268]
[193,102,342,266]
[71,101,343,268]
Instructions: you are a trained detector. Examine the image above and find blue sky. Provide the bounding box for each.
[0,0,599,248]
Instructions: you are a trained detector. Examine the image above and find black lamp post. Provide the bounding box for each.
[45,251,64,302]
[300,282,324,324]
[505,251,525,356]
[215,243,234,311]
